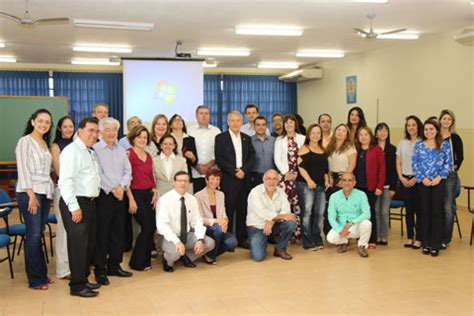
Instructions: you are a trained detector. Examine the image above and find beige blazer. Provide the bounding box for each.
[194,188,227,226]
[152,154,187,196]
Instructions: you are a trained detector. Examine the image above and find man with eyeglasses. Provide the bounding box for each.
[326,172,372,258]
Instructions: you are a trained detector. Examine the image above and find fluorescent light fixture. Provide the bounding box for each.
[202,62,217,68]
[258,62,299,69]
[377,33,419,40]
[235,25,303,36]
[0,42,5,48]
[350,0,388,3]
[73,45,132,53]
[197,48,250,56]
[471,0,474,5]
[73,19,154,31]
[71,59,120,66]
[0,56,16,63]
[296,50,345,58]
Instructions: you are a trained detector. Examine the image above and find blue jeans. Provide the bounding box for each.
[296,182,326,249]
[443,171,458,244]
[248,221,296,262]
[206,224,238,260]
[17,192,50,288]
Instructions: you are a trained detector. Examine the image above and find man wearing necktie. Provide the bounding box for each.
[156,171,215,272]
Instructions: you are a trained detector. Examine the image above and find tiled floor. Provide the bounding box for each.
[0,208,472,315]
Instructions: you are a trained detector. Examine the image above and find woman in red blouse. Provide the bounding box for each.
[126,125,157,271]
[355,127,386,249]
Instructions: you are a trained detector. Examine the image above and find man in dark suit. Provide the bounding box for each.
[215,111,255,248]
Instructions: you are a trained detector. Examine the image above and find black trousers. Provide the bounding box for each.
[418,181,445,250]
[223,180,248,243]
[250,172,264,190]
[59,197,97,292]
[192,177,206,193]
[129,189,155,271]
[93,190,125,275]
[323,186,341,235]
[123,196,133,252]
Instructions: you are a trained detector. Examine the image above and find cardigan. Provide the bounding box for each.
[194,188,227,226]
[355,145,386,192]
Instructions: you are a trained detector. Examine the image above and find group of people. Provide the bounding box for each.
[13,102,463,297]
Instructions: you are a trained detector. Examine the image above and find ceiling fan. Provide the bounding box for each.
[354,14,407,39]
[0,0,69,26]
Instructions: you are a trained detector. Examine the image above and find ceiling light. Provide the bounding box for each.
[71,59,120,66]
[202,62,217,68]
[235,25,303,36]
[73,19,154,31]
[0,42,5,48]
[197,49,250,56]
[350,0,388,3]
[296,50,345,58]
[258,62,299,69]
[471,0,474,5]
[73,45,132,53]
[0,56,16,63]
[377,33,419,40]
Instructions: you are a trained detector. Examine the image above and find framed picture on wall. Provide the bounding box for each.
[346,75,357,104]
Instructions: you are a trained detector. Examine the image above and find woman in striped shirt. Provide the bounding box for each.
[15,109,55,290]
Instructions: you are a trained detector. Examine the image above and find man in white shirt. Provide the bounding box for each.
[247,169,296,262]
[187,105,221,192]
[156,171,215,272]
[240,104,270,137]
[58,117,102,298]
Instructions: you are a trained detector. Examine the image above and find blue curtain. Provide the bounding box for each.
[203,74,222,128]
[53,72,123,130]
[0,71,49,96]
[221,75,297,130]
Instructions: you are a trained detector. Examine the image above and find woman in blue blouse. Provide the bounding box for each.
[412,118,452,257]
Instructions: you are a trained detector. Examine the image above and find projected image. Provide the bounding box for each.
[155,80,177,105]
[123,60,203,127]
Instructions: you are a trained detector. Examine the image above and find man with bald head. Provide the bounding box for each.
[326,173,371,258]
[215,111,255,248]
[246,169,296,261]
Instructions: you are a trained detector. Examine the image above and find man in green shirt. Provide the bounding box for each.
[326,173,371,258]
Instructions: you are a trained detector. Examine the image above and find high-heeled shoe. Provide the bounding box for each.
[422,247,430,255]
[430,249,439,257]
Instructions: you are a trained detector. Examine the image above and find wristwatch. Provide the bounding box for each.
[197,238,204,243]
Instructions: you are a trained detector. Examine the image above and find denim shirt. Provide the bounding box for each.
[412,140,452,183]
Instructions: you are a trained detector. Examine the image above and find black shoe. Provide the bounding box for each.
[422,247,431,255]
[180,255,196,268]
[95,275,109,286]
[71,288,99,298]
[108,268,133,278]
[162,260,174,273]
[430,250,439,257]
[238,240,250,249]
[86,281,102,290]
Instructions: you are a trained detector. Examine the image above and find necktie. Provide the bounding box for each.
[180,197,187,244]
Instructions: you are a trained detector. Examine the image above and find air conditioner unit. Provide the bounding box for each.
[454,28,474,46]
[278,68,323,82]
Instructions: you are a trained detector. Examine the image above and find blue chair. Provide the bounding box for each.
[0,208,14,279]
[389,199,405,236]
[0,189,49,263]
[46,213,57,257]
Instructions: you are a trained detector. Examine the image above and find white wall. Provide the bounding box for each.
[298,30,473,206]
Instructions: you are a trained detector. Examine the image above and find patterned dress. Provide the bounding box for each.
[279,136,302,239]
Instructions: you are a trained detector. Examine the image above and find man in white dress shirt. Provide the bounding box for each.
[59,117,102,298]
[240,104,270,137]
[188,105,221,192]
[156,171,215,272]
[247,169,296,262]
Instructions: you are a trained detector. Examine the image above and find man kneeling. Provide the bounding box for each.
[326,173,371,258]
[156,171,215,272]
[247,169,296,262]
